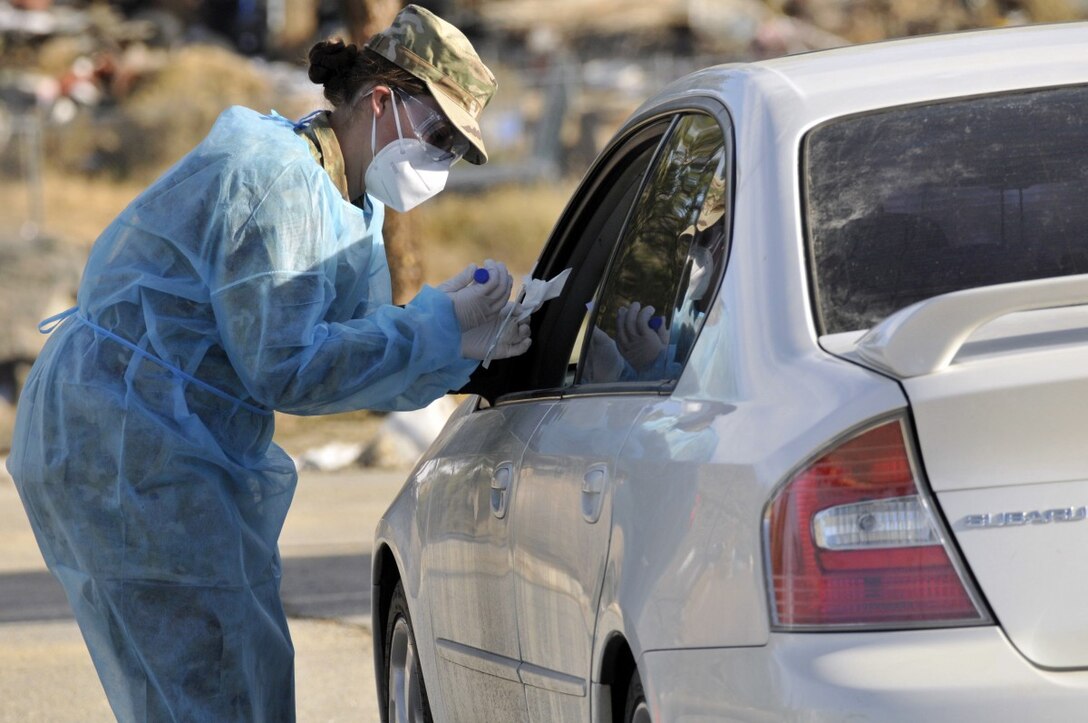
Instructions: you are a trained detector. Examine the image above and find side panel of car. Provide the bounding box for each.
[592,329,908,658]
[375,25,1088,722]
[414,402,555,722]
[590,69,912,676]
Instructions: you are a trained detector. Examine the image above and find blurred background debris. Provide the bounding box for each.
[1,0,1084,463]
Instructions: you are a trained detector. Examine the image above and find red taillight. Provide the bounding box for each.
[765,419,988,628]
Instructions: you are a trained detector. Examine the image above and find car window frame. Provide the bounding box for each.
[571,111,733,391]
[461,96,735,407]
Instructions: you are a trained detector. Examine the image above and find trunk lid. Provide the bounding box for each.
[826,277,1088,669]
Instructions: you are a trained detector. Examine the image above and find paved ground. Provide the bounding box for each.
[0,460,407,722]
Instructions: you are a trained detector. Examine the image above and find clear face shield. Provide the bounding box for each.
[394,89,472,166]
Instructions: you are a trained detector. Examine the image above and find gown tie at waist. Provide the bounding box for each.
[38,306,273,417]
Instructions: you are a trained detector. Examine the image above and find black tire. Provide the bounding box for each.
[383,582,433,723]
[623,667,652,723]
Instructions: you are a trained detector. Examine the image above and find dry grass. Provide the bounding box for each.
[414,181,576,285]
[0,173,145,251]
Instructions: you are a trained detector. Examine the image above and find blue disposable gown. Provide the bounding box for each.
[6,106,476,721]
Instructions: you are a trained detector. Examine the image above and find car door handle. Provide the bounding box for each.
[490,462,514,519]
[581,464,608,524]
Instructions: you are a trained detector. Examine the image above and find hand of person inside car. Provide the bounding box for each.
[616,302,669,371]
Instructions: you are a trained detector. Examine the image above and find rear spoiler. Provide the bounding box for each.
[855,274,1088,378]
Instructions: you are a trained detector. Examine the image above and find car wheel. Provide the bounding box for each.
[623,668,652,723]
[384,581,433,723]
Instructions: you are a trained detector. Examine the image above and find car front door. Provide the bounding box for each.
[513,396,643,720]
[417,401,551,723]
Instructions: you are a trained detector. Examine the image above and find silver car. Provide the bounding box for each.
[373,23,1088,722]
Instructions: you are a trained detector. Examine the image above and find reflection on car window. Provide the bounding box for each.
[580,113,728,385]
[807,84,1088,334]
[461,121,669,403]
[561,141,663,380]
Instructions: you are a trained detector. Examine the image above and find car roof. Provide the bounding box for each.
[756,22,1085,93]
[636,22,1088,127]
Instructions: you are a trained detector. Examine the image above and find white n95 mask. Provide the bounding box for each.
[364,92,451,212]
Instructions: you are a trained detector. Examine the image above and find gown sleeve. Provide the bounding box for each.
[209,159,477,415]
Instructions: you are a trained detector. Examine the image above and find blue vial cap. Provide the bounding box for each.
[473,267,490,285]
[648,316,663,331]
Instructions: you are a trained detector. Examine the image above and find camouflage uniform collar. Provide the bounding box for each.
[296,111,350,202]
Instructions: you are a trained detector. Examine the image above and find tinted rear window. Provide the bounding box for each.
[806,85,1088,334]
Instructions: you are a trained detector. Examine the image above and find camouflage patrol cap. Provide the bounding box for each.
[365,4,496,165]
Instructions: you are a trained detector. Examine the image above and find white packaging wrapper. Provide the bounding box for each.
[481,267,572,367]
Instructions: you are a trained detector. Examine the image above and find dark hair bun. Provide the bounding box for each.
[308,40,360,86]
